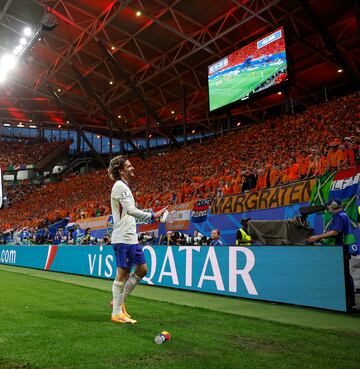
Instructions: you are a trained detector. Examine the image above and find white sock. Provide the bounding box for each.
[112,280,125,315]
[124,273,141,301]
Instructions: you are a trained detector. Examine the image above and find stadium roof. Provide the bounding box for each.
[0,0,358,140]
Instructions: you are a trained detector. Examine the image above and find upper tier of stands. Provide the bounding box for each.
[0,140,64,170]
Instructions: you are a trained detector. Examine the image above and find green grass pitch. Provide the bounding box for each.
[209,64,284,111]
[1,268,360,369]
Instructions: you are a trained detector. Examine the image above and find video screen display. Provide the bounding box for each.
[208,27,288,112]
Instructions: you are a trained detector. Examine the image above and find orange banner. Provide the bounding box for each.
[138,223,159,233]
[74,216,109,230]
[211,179,316,214]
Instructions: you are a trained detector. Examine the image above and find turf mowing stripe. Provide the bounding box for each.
[1,265,360,333]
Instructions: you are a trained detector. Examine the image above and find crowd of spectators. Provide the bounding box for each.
[0,171,112,230]
[5,182,41,206]
[0,92,359,232]
[0,224,111,246]
[0,140,64,170]
[158,230,209,246]
[129,93,359,206]
[156,229,223,246]
[0,226,54,245]
[1,225,225,247]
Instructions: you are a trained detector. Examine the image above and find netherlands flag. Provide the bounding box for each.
[329,167,360,200]
[191,200,211,224]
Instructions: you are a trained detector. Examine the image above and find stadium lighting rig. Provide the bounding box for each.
[0,7,57,84]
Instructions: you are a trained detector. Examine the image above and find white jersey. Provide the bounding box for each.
[110,180,152,244]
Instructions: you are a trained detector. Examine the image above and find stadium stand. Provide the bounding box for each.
[0,92,358,234]
[0,140,64,170]
[1,2,360,365]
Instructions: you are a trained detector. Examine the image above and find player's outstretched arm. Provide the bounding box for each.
[154,207,168,222]
[115,186,153,223]
[125,201,154,223]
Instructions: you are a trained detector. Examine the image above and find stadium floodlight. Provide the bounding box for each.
[1,54,17,70]
[13,44,24,55]
[0,70,6,83]
[0,54,17,73]
[20,37,27,45]
[41,9,57,31]
[23,27,33,37]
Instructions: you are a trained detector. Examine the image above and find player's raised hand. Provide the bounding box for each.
[154,206,169,222]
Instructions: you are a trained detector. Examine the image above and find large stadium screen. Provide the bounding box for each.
[208,27,288,112]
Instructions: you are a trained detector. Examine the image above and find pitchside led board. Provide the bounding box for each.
[0,168,3,209]
[0,245,348,312]
[208,27,288,112]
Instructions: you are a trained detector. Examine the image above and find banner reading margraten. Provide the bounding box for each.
[166,201,195,231]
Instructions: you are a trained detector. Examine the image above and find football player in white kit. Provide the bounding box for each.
[108,155,168,324]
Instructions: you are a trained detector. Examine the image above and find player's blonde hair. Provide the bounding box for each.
[108,155,127,181]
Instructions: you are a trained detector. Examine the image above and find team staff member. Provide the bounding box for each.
[108,155,168,324]
[307,198,356,309]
